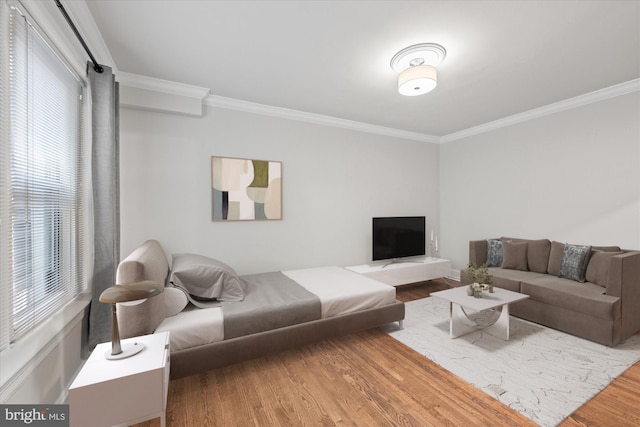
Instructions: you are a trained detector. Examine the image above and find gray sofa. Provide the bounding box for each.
[464,238,640,346]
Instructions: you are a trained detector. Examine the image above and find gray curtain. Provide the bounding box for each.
[88,63,120,349]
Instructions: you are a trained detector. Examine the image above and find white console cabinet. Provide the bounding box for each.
[346,258,450,286]
[69,332,170,427]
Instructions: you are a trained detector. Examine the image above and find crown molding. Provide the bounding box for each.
[440,78,640,143]
[117,72,210,100]
[60,0,117,73]
[58,2,638,144]
[204,95,440,143]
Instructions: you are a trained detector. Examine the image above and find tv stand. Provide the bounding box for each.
[346,257,450,287]
[381,258,423,268]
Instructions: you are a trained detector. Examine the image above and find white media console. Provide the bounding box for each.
[346,257,450,287]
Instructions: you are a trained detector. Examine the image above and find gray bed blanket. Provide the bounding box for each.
[221,271,322,339]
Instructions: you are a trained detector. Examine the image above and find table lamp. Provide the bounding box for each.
[99,280,164,360]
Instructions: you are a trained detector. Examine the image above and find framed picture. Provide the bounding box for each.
[211,156,282,221]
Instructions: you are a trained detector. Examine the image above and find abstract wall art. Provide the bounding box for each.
[211,156,282,221]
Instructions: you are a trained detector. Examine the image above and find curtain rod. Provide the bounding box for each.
[54,0,103,73]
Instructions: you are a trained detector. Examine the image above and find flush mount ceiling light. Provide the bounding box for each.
[390,43,446,96]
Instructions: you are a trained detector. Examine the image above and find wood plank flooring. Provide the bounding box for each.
[559,362,640,427]
[135,279,640,426]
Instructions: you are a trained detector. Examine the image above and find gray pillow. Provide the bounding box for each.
[486,239,503,267]
[585,250,623,287]
[547,241,565,276]
[527,239,551,274]
[170,253,244,302]
[558,244,592,283]
[502,241,528,271]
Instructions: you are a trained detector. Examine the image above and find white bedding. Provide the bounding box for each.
[155,305,224,352]
[283,266,396,318]
[155,266,396,351]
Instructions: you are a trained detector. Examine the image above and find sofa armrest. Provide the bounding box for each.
[607,251,640,341]
[469,240,488,266]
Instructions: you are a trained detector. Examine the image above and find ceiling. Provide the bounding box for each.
[84,0,640,138]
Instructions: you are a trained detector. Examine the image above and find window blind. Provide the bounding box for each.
[0,4,85,350]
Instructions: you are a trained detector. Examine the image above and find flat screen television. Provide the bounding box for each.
[372,216,426,262]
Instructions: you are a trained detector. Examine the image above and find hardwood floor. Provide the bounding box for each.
[392,278,452,302]
[559,362,640,427]
[135,279,639,426]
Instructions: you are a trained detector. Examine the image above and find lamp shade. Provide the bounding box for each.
[99,280,163,304]
[398,65,437,96]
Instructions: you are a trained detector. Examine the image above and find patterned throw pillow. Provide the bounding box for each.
[486,239,503,267]
[558,244,592,282]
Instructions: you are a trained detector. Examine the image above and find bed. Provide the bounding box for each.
[115,240,405,379]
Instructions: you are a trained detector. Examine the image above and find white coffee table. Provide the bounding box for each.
[431,286,529,340]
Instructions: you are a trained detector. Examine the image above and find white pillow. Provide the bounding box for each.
[164,286,188,317]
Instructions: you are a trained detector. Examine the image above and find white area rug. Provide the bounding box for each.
[381,297,640,426]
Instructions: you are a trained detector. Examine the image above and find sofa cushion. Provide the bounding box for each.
[592,245,622,252]
[502,241,528,271]
[501,237,526,243]
[586,250,624,287]
[558,244,592,282]
[521,276,620,320]
[489,268,545,292]
[486,239,503,267]
[547,241,565,276]
[500,237,551,273]
[527,239,551,274]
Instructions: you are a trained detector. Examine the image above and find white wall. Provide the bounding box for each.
[120,106,441,274]
[2,311,84,404]
[441,92,640,270]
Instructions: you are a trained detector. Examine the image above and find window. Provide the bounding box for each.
[0,3,86,351]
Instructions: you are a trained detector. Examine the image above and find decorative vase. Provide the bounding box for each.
[473,288,483,298]
[466,285,474,296]
[488,284,494,293]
